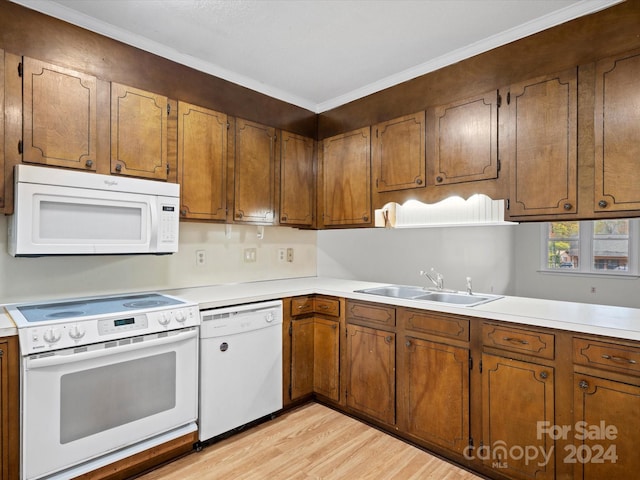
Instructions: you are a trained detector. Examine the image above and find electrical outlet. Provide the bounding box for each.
[196,250,206,266]
[286,247,294,262]
[278,248,286,262]
[244,248,257,263]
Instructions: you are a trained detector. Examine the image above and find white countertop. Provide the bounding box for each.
[167,276,640,342]
[0,311,18,338]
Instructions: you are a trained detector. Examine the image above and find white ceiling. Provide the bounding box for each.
[13,0,622,113]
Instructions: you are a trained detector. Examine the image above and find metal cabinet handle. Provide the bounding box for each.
[85,159,93,168]
[563,203,572,210]
[579,380,589,390]
[385,335,392,344]
[405,340,411,347]
[331,324,337,330]
[601,354,637,365]
[235,212,243,219]
[598,200,608,208]
[539,371,549,380]
[115,164,122,172]
[436,176,443,183]
[281,215,288,222]
[180,209,187,216]
[363,215,369,222]
[503,337,529,345]
[416,178,423,185]
[319,305,329,310]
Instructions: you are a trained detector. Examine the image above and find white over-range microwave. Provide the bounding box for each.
[8,165,180,256]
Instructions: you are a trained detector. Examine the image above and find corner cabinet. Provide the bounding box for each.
[0,49,5,212]
[280,131,315,227]
[0,337,20,480]
[372,112,425,192]
[111,82,169,180]
[320,127,372,227]
[429,90,499,186]
[20,57,99,172]
[505,68,578,218]
[231,118,277,224]
[177,101,228,221]
[594,48,640,213]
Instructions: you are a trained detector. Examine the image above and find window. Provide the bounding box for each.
[542,219,639,275]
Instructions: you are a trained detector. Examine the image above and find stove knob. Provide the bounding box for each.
[69,325,86,340]
[43,328,61,344]
[158,313,171,326]
[175,310,186,323]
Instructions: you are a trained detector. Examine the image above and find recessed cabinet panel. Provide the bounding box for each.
[322,127,371,226]
[233,118,277,224]
[0,49,4,211]
[314,318,340,401]
[594,49,640,212]
[177,101,228,221]
[280,131,314,226]
[22,57,97,171]
[111,82,168,180]
[290,317,314,400]
[506,68,577,217]
[373,112,425,192]
[431,91,498,185]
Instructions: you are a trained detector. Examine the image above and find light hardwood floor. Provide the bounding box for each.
[137,403,483,479]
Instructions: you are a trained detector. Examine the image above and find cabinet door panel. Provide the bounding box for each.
[482,353,554,480]
[322,127,371,226]
[177,102,227,220]
[346,324,395,424]
[233,118,276,223]
[280,131,314,226]
[373,112,425,192]
[432,91,498,185]
[0,49,4,211]
[313,318,340,401]
[594,49,640,212]
[290,317,314,400]
[573,374,640,479]
[403,337,469,454]
[22,57,97,171]
[507,68,577,217]
[111,82,168,179]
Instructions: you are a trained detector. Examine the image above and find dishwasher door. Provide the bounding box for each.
[199,300,283,441]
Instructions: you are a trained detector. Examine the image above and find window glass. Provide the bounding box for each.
[546,221,579,270]
[593,219,629,271]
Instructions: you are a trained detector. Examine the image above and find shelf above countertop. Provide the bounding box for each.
[166,276,640,342]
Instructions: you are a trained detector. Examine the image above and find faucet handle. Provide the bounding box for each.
[466,276,472,295]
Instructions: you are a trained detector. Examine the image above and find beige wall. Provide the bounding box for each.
[0,216,317,304]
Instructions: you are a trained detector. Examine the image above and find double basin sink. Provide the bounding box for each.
[354,285,501,307]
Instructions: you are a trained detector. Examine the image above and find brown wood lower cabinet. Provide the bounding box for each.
[345,324,395,425]
[313,317,340,401]
[0,336,19,480]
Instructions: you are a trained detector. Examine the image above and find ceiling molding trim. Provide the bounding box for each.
[11,0,624,114]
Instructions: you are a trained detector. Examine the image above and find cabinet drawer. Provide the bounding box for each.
[314,297,340,317]
[482,323,555,360]
[291,297,314,316]
[573,337,640,376]
[346,300,395,328]
[401,308,469,342]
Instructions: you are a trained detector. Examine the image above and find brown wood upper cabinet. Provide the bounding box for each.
[0,49,5,212]
[372,112,425,192]
[177,101,228,221]
[594,48,640,213]
[111,82,169,180]
[280,131,314,227]
[21,57,98,172]
[232,118,277,224]
[429,90,499,186]
[321,127,372,227]
[505,68,578,218]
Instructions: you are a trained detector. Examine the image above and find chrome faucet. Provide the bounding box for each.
[420,268,444,290]
[466,276,473,295]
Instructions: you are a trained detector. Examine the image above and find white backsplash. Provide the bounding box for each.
[0,216,317,304]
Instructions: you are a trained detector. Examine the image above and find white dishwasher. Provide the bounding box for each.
[198,300,283,442]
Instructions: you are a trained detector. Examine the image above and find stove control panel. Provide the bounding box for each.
[18,305,200,355]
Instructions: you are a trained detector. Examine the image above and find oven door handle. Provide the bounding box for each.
[24,328,198,370]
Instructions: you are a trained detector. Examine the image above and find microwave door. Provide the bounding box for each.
[15,184,153,255]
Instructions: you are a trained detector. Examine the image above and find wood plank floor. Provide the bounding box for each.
[137,403,483,479]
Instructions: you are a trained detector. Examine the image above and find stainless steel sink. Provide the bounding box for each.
[354,285,501,307]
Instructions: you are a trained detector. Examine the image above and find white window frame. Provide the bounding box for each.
[540,219,640,277]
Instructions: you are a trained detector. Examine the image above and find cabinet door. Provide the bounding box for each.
[233,118,277,224]
[594,49,640,212]
[482,353,555,480]
[111,82,168,180]
[177,101,228,221]
[506,68,577,217]
[22,57,98,171]
[373,112,425,192]
[573,374,640,479]
[322,127,371,226]
[290,317,314,400]
[402,337,469,454]
[346,324,395,425]
[0,49,4,211]
[280,131,314,226]
[431,90,498,185]
[313,317,340,401]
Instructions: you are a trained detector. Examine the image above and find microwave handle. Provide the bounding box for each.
[149,199,159,247]
[24,328,198,370]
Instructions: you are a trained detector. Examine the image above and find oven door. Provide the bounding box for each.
[21,327,198,480]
